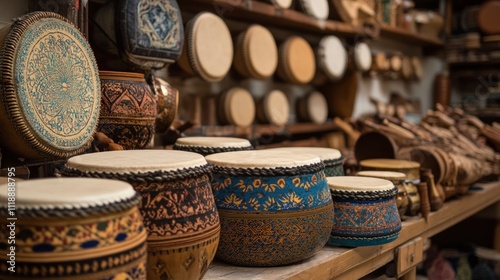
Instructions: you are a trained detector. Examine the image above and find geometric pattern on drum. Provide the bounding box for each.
[216,204,334,266]
[121,0,183,61]
[15,17,100,150]
[212,171,332,212]
[97,123,154,150]
[0,242,147,279]
[0,208,144,254]
[325,164,344,177]
[148,230,219,280]
[130,174,220,239]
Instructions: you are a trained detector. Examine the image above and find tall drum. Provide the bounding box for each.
[0,178,147,279]
[270,147,344,177]
[327,176,402,247]
[173,136,253,156]
[205,150,334,266]
[62,150,220,280]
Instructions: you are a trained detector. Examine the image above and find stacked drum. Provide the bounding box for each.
[173,136,254,156]
[62,150,220,280]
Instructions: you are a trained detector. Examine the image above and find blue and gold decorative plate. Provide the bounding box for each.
[0,12,100,159]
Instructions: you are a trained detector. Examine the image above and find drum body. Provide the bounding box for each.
[0,178,147,279]
[98,71,157,150]
[0,12,100,159]
[327,176,401,247]
[359,159,421,216]
[173,136,254,156]
[356,170,409,218]
[270,147,344,177]
[205,150,334,266]
[62,150,220,280]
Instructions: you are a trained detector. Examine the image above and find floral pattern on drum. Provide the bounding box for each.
[212,171,332,212]
[15,18,100,150]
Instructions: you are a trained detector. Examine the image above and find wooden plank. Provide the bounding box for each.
[204,181,500,280]
[380,25,443,47]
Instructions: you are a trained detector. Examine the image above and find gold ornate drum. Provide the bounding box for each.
[359,159,421,217]
[233,24,278,80]
[256,89,289,126]
[98,71,157,150]
[316,36,348,81]
[356,170,409,219]
[61,150,220,280]
[296,91,328,124]
[173,136,254,156]
[277,36,316,84]
[177,12,233,82]
[270,147,344,177]
[0,178,147,279]
[152,77,179,134]
[217,87,256,127]
[0,11,100,159]
[327,176,402,247]
[205,150,334,266]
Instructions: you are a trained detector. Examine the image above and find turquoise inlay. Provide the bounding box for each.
[15,18,100,150]
[212,171,332,212]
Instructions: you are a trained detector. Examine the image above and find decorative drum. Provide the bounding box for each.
[359,159,421,217]
[61,150,220,280]
[234,24,278,80]
[327,176,402,247]
[177,12,233,82]
[277,36,316,84]
[0,11,100,159]
[296,91,328,124]
[217,87,256,127]
[0,178,147,279]
[173,136,254,156]
[270,147,344,177]
[316,36,348,81]
[205,150,334,266]
[296,0,330,20]
[256,89,289,126]
[352,42,372,72]
[152,77,179,134]
[94,0,184,69]
[356,170,409,218]
[98,71,156,150]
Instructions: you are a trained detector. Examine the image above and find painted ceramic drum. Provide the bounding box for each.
[270,147,344,177]
[177,12,233,82]
[256,89,289,126]
[359,159,421,217]
[94,0,184,69]
[0,11,100,159]
[98,71,156,150]
[234,24,278,79]
[205,150,334,266]
[0,178,147,279]
[173,136,253,156]
[61,150,220,280]
[327,176,401,247]
[277,36,316,84]
[356,170,409,219]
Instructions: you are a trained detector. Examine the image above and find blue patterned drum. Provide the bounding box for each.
[270,147,344,177]
[327,176,401,247]
[205,150,334,266]
[0,178,147,279]
[173,136,254,156]
[0,12,100,159]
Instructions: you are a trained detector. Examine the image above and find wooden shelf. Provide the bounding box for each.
[204,181,500,280]
[179,0,372,38]
[380,25,443,47]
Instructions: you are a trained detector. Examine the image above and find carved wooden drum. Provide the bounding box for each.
[270,147,344,177]
[327,176,401,247]
[356,170,409,219]
[62,150,220,280]
[174,136,253,156]
[0,12,100,159]
[205,150,334,266]
[359,159,421,217]
[0,178,147,279]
